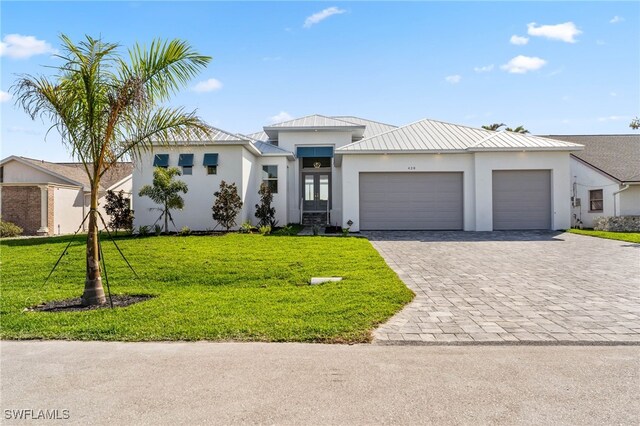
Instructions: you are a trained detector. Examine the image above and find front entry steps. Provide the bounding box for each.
[302,212,328,226]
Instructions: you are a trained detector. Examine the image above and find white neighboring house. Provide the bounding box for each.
[0,156,133,235]
[546,135,640,228]
[133,114,584,232]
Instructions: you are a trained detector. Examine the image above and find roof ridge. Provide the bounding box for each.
[332,115,398,129]
[265,113,364,128]
[205,124,249,140]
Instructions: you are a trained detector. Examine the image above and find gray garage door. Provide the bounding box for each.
[492,170,551,230]
[359,172,463,230]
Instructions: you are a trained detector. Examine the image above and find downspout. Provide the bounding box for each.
[612,184,630,217]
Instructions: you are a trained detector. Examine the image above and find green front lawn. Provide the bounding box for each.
[0,234,413,342]
[567,229,640,244]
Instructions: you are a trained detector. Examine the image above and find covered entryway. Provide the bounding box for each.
[359,172,464,230]
[492,170,551,230]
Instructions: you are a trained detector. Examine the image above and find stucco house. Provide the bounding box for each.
[546,135,640,229]
[0,156,133,235]
[132,114,584,232]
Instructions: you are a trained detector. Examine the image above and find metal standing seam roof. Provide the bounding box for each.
[337,118,584,153]
[331,116,398,138]
[264,114,365,129]
[545,134,640,182]
[251,140,294,156]
[153,125,250,144]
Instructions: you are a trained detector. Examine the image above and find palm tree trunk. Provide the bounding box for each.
[82,187,106,306]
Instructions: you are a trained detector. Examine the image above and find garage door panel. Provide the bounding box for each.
[493,170,551,230]
[359,172,463,230]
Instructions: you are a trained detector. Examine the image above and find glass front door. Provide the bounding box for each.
[302,173,330,211]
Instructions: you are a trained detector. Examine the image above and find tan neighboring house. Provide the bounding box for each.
[0,156,132,235]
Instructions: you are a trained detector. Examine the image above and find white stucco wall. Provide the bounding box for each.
[619,185,640,216]
[256,156,289,226]
[569,158,619,228]
[52,186,85,234]
[133,145,249,231]
[341,150,572,232]
[3,161,75,186]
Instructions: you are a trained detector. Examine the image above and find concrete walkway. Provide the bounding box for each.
[2,341,638,425]
[366,231,640,344]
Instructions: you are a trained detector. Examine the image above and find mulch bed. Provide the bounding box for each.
[26,295,154,312]
[324,226,343,234]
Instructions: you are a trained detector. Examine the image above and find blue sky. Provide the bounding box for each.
[1,1,639,161]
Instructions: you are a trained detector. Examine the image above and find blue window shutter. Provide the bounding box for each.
[153,154,169,167]
[296,147,334,158]
[203,153,219,166]
[178,154,194,167]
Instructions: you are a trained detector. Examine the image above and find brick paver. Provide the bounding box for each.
[367,231,640,344]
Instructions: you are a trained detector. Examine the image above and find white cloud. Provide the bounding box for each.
[0,90,11,103]
[192,78,223,93]
[501,55,547,74]
[510,35,529,45]
[597,115,629,122]
[596,40,606,46]
[268,111,293,124]
[473,64,494,73]
[527,22,582,43]
[610,92,617,97]
[609,16,624,24]
[445,75,461,84]
[7,126,40,135]
[0,34,56,59]
[304,7,346,28]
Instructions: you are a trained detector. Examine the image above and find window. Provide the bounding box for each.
[153,154,169,168]
[178,154,194,175]
[262,165,278,193]
[203,153,218,175]
[0,166,3,183]
[589,189,603,212]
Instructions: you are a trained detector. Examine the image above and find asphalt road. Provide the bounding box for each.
[1,341,638,425]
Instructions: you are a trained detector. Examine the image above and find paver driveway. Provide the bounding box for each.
[366,231,640,344]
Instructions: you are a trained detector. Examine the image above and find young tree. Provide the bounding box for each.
[211,180,243,231]
[630,117,640,130]
[12,34,212,305]
[139,167,188,233]
[104,190,134,234]
[255,183,277,227]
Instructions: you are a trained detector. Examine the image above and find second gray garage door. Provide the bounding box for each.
[359,172,463,230]
[492,170,551,230]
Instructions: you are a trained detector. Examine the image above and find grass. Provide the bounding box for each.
[567,229,640,244]
[0,233,413,343]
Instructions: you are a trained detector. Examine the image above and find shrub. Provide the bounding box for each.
[342,227,350,237]
[259,225,271,235]
[136,225,150,236]
[0,220,23,237]
[154,224,163,236]
[180,226,191,236]
[104,190,134,234]
[212,181,243,231]
[255,183,277,228]
[239,221,254,234]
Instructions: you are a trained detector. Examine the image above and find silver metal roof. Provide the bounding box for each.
[265,114,364,129]
[332,116,397,138]
[337,118,583,153]
[252,140,294,157]
[246,131,269,141]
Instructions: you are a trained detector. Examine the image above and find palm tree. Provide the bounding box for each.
[139,167,188,233]
[12,35,211,306]
[481,123,506,131]
[505,125,530,134]
[630,117,639,130]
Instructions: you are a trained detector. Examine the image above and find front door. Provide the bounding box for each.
[303,173,330,212]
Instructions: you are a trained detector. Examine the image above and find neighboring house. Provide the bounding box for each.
[545,135,640,228]
[133,114,583,232]
[0,156,133,235]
